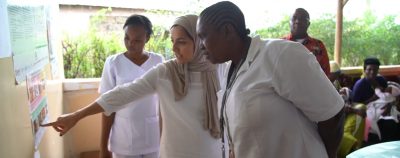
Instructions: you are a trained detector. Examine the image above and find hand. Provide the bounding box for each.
[99,149,112,158]
[40,112,80,136]
[380,104,392,116]
[344,106,352,113]
[354,109,366,118]
[229,149,235,158]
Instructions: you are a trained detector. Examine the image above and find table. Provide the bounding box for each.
[347,141,400,158]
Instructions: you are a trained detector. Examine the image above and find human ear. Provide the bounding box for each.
[145,35,150,43]
[223,23,235,39]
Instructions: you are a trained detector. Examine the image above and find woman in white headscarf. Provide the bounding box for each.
[42,15,223,158]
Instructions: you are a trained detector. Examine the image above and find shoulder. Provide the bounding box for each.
[307,36,325,45]
[263,38,309,57]
[354,78,368,87]
[106,53,124,63]
[105,53,124,64]
[249,36,309,62]
[148,52,163,59]
[254,38,310,70]
[148,52,164,62]
[265,38,303,48]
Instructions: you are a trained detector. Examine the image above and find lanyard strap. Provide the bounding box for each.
[220,58,246,158]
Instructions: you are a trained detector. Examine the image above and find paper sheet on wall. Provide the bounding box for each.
[8,4,49,84]
[34,150,40,158]
[45,3,60,78]
[26,70,49,149]
[0,0,11,58]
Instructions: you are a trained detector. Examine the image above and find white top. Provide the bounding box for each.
[97,62,226,158]
[366,87,398,139]
[218,36,344,158]
[98,52,163,155]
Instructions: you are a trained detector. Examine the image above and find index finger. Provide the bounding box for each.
[40,121,58,127]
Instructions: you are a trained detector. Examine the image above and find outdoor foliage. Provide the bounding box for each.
[255,13,400,67]
[63,9,172,78]
[145,26,173,59]
[63,9,399,78]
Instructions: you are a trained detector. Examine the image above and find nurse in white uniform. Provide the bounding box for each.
[196,2,345,158]
[98,15,164,158]
[42,15,223,158]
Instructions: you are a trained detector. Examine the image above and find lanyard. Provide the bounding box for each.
[220,58,246,158]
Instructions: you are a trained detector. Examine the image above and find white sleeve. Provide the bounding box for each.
[159,54,165,63]
[272,42,344,122]
[96,64,163,116]
[98,57,115,94]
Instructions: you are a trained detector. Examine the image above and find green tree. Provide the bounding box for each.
[63,8,172,78]
[308,14,336,60]
[145,26,173,59]
[254,12,400,67]
[254,16,290,39]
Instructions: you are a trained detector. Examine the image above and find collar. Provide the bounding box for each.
[285,33,310,42]
[223,36,262,80]
[236,36,262,75]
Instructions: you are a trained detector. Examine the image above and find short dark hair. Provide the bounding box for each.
[123,14,153,37]
[199,1,250,39]
[363,57,381,70]
[294,8,310,20]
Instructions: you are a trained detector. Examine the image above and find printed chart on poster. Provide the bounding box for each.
[45,3,60,78]
[0,0,11,58]
[26,70,49,149]
[8,3,49,84]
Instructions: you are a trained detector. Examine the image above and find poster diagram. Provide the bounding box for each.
[8,4,49,84]
[0,0,11,58]
[45,3,60,78]
[26,70,48,149]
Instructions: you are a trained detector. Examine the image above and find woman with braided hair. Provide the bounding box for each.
[196,1,345,158]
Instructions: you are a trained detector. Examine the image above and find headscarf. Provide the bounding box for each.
[164,15,221,138]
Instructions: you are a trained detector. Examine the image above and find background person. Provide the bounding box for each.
[351,57,387,105]
[351,57,387,146]
[283,8,331,78]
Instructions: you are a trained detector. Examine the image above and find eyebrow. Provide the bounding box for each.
[173,36,189,40]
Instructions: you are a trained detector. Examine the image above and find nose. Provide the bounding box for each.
[172,43,178,53]
[129,40,136,47]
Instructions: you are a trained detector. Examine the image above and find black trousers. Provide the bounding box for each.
[363,119,400,147]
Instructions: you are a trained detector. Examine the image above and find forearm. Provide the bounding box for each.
[41,101,105,136]
[74,101,105,120]
[100,113,115,150]
[318,107,345,158]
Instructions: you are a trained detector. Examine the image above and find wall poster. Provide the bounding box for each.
[0,0,11,58]
[8,3,49,84]
[26,70,49,149]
